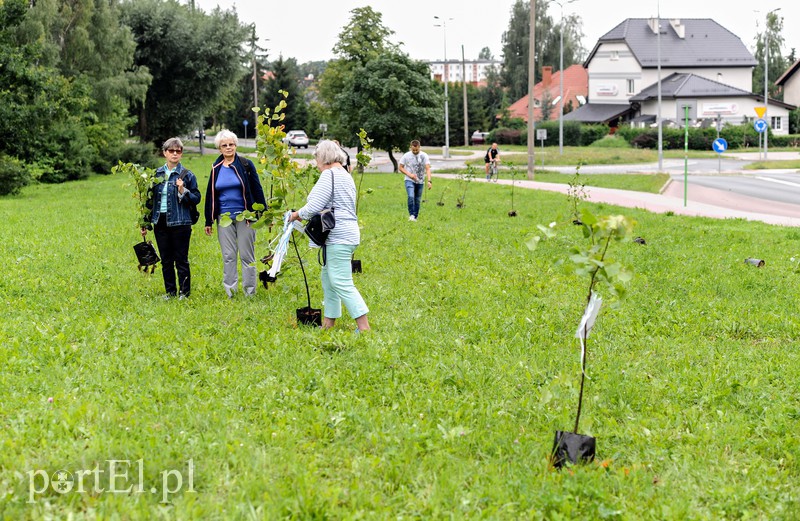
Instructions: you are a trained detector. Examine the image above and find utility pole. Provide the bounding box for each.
[764,8,781,161]
[434,16,453,158]
[462,45,468,147]
[526,0,536,179]
[251,25,258,111]
[657,1,663,171]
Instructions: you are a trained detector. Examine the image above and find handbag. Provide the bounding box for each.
[304,171,336,247]
[133,240,160,273]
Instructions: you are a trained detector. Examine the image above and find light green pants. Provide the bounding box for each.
[321,244,369,320]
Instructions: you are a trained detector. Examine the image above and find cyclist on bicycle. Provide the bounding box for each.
[484,142,500,181]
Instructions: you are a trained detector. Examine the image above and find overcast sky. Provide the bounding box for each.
[195,1,799,66]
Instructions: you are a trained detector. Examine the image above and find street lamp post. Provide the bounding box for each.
[764,7,781,161]
[550,0,578,156]
[657,0,663,172]
[434,16,453,159]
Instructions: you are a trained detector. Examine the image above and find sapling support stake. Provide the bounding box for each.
[573,232,610,432]
[292,233,321,327]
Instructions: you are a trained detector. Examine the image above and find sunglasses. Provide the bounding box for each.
[220,143,236,148]
[166,149,183,154]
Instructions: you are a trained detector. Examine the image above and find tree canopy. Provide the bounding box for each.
[501,0,585,101]
[121,0,250,144]
[336,53,441,171]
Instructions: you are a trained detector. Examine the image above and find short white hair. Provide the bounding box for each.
[314,140,347,165]
[214,129,238,148]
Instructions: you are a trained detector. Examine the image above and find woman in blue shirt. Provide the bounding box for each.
[204,129,266,298]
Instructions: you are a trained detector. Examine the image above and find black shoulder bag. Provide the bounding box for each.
[304,171,336,264]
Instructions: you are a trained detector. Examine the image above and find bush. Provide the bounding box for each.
[92,142,159,174]
[589,135,630,148]
[580,125,610,146]
[489,128,523,145]
[767,134,800,147]
[630,131,658,149]
[0,154,30,196]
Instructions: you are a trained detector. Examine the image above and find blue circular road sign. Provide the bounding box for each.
[754,118,768,133]
[243,119,249,126]
[712,137,728,154]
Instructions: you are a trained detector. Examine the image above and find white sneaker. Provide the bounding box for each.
[409,215,416,221]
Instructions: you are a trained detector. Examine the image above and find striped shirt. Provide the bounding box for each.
[298,166,360,246]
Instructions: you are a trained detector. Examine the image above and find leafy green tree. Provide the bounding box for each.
[501,0,585,101]
[318,6,399,145]
[480,65,505,131]
[0,0,149,183]
[336,52,441,171]
[263,56,308,132]
[478,47,494,60]
[332,6,399,65]
[752,11,787,100]
[122,0,250,144]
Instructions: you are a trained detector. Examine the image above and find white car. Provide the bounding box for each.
[283,130,309,148]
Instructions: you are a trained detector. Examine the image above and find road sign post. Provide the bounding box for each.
[243,119,249,141]
[754,118,768,162]
[536,129,547,167]
[683,105,689,207]
[712,137,727,174]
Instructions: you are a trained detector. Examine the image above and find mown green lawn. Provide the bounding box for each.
[2,154,800,518]
[438,167,670,194]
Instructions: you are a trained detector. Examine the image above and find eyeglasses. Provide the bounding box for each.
[166,149,183,154]
[220,143,236,148]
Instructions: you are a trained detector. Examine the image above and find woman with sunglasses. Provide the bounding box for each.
[141,137,202,299]
[204,129,266,298]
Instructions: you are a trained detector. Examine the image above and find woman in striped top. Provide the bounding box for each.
[289,140,370,332]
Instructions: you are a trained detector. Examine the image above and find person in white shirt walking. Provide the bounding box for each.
[398,140,432,221]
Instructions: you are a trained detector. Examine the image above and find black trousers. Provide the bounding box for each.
[153,215,192,296]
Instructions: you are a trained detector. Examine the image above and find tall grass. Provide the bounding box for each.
[2,156,800,518]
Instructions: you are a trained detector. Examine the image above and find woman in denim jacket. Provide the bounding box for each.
[141,137,202,299]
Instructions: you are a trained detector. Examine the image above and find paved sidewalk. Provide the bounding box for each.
[432,174,800,227]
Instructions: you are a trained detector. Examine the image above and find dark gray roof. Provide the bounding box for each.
[630,73,752,100]
[562,103,631,123]
[631,72,796,110]
[585,18,757,69]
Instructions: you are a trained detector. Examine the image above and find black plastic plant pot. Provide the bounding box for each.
[572,219,583,226]
[551,430,596,469]
[351,259,362,273]
[259,270,277,289]
[508,210,517,217]
[436,202,445,207]
[744,258,765,267]
[296,306,322,327]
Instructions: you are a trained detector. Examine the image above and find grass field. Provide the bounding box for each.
[2,153,800,518]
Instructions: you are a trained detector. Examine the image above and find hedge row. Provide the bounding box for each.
[488,123,800,150]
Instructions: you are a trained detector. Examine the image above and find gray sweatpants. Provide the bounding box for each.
[217,219,257,296]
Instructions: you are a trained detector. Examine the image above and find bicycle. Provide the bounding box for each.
[487,159,500,182]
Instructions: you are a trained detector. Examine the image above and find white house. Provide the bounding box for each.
[564,18,794,134]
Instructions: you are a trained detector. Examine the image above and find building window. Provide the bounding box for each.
[610,51,619,61]
[771,116,782,130]
[534,98,541,107]
[627,79,635,95]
